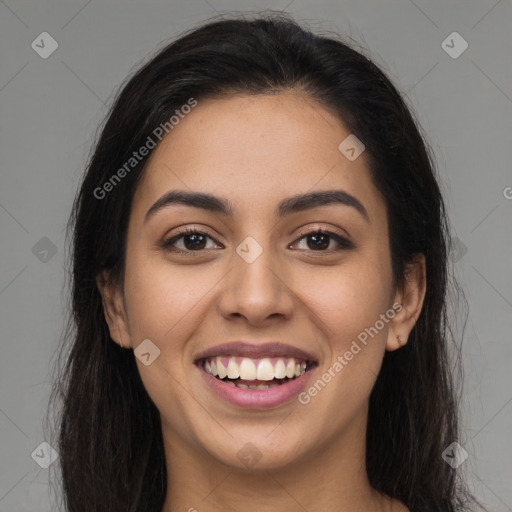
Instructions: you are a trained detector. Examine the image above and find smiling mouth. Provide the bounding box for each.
[198,356,318,390]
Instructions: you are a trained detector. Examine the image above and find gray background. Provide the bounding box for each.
[1,0,511,510]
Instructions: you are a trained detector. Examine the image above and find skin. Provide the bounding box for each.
[97,91,426,512]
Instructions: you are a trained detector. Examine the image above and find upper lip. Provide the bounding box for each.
[194,342,318,363]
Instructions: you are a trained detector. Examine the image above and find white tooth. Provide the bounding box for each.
[204,360,211,373]
[237,383,249,389]
[257,358,275,381]
[256,384,269,390]
[268,383,279,388]
[224,380,236,387]
[227,357,240,379]
[274,359,287,379]
[239,358,257,380]
[294,363,301,377]
[216,356,227,379]
[210,359,217,376]
[248,385,259,390]
[300,361,307,374]
[286,359,296,378]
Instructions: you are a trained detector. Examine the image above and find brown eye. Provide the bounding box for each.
[293,229,354,252]
[162,228,222,254]
[181,232,207,250]
[306,232,330,250]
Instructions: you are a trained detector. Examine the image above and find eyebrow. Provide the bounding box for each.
[144,189,369,223]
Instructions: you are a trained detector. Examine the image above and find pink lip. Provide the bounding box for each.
[194,341,317,362]
[197,364,316,409]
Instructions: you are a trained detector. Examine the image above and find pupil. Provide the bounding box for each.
[185,233,206,250]
[309,233,328,250]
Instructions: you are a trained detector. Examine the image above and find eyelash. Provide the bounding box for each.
[162,226,354,256]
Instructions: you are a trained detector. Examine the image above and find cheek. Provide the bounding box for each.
[123,250,213,341]
[122,256,205,434]
[301,259,393,345]
[297,256,392,409]
[305,252,393,406]
[297,266,392,424]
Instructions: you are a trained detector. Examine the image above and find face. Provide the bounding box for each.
[99,91,424,472]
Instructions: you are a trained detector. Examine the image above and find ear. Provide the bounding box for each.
[96,270,131,349]
[386,254,426,351]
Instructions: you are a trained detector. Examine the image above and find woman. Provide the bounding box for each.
[48,13,483,512]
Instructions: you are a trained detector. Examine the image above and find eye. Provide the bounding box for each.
[162,226,354,255]
[292,228,354,252]
[162,227,222,254]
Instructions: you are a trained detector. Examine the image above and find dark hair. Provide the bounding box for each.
[47,12,482,512]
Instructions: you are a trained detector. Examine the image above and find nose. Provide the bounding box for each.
[217,241,294,326]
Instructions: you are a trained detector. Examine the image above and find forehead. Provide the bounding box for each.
[132,92,385,223]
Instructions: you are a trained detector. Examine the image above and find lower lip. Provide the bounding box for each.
[197,365,315,409]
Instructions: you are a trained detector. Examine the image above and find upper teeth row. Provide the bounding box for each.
[204,356,307,381]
